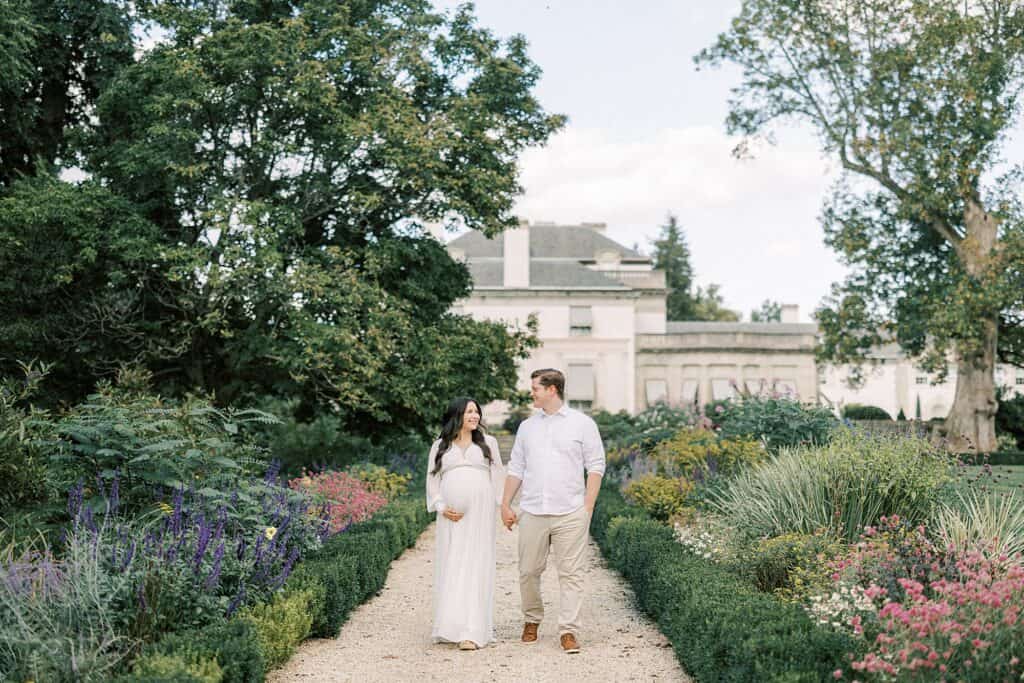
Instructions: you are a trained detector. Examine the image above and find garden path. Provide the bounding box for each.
[268,517,690,683]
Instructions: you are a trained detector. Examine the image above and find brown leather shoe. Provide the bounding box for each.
[521,622,539,643]
[560,632,580,654]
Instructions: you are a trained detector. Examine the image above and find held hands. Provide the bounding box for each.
[442,508,464,522]
[501,504,517,531]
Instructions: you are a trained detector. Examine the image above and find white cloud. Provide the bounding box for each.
[513,125,849,321]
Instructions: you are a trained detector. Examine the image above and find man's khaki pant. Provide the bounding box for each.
[517,505,589,636]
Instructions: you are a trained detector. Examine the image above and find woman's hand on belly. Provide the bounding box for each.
[442,508,464,522]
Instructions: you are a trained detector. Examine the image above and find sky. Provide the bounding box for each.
[426,1,892,323]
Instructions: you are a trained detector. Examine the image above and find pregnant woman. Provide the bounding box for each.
[425,397,506,650]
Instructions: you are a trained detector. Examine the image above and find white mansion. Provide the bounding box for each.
[444,220,1024,421]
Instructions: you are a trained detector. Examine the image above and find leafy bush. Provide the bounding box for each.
[346,463,411,500]
[139,618,265,683]
[259,400,428,475]
[594,490,860,681]
[740,531,843,597]
[238,588,314,669]
[996,387,1024,450]
[0,366,53,513]
[841,404,892,421]
[48,386,278,512]
[713,396,838,451]
[651,427,765,479]
[596,404,699,453]
[623,475,693,521]
[710,430,955,542]
[118,652,223,682]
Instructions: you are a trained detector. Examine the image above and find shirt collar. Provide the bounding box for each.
[540,404,570,418]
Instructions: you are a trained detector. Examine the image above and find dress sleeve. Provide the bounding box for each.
[487,436,507,506]
[425,440,446,513]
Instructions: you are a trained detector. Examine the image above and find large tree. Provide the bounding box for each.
[0,0,134,187]
[1,0,562,438]
[698,0,1024,450]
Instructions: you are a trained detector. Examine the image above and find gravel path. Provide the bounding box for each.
[269,516,690,683]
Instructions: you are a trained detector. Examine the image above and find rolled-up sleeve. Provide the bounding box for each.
[487,436,506,506]
[582,418,606,476]
[425,440,446,513]
[507,430,526,480]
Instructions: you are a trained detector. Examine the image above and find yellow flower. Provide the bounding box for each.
[157,502,174,516]
[264,526,277,541]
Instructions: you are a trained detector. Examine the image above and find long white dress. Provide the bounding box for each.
[425,434,505,646]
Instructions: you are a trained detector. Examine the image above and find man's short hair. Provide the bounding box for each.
[530,368,565,400]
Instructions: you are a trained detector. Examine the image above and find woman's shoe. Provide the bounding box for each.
[458,640,478,651]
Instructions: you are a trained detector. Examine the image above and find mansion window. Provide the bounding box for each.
[567,363,595,412]
[1017,376,1024,386]
[645,379,668,405]
[916,377,928,385]
[569,306,593,336]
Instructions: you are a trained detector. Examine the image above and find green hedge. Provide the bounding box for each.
[592,484,860,682]
[136,495,432,680]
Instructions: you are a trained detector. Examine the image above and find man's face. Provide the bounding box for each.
[530,378,557,409]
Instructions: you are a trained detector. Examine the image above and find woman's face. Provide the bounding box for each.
[461,401,481,432]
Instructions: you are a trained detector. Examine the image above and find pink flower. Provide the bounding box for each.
[832,670,843,679]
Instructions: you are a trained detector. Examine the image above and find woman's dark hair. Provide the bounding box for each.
[433,397,491,474]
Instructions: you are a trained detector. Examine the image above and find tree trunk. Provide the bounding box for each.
[943,200,999,453]
[944,324,998,452]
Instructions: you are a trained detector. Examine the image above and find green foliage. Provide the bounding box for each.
[738,532,844,600]
[2,0,559,444]
[139,619,265,683]
[595,486,860,681]
[0,362,54,513]
[596,403,698,454]
[710,430,956,542]
[623,476,693,521]
[841,404,893,421]
[48,384,277,510]
[238,589,314,670]
[119,652,223,683]
[750,299,782,323]
[651,427,766,478]
[346,463,410,501]
[714,396,838,451]
[697,0,1024,451]
[996,387,1024,450]
[652,213,698,321]
[691,283,741,322]
[0,0,133,187]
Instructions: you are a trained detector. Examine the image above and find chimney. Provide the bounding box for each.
[781,304,800,323]
[503,220,530,288]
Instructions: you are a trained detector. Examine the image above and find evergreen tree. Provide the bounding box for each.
[652,214,697,320]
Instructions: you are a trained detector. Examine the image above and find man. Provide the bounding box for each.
[501,368,606,654]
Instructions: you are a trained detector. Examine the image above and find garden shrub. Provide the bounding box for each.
[740,531,843,597]
[238,589,314,669]
[118,652,223,682]
[623,475,693,521]
[594,492,860,681]
[0,365,55,513]
[346,462,411,500]
[651,427,765,479]
[140,618,264,683]
[996,387,1024,450]
[710,430,955,542]
[714,396,838,451]
[841,404,892,421]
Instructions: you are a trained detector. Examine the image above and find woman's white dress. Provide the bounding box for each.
[425,434,505,646]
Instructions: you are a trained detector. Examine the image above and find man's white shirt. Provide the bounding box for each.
[506,404,606,516]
